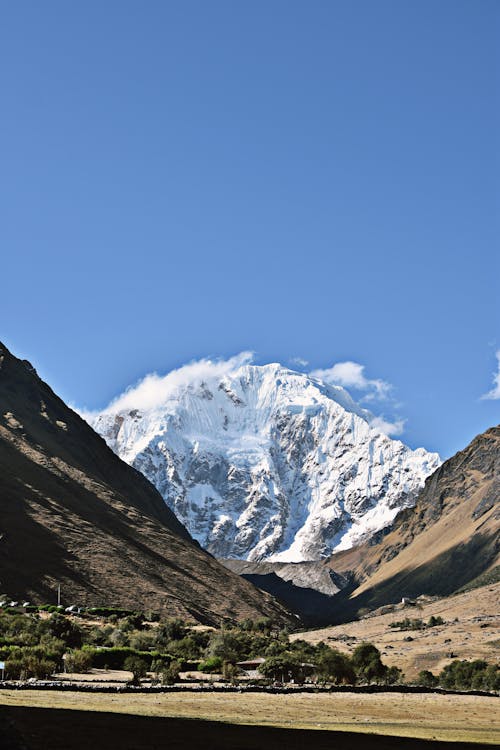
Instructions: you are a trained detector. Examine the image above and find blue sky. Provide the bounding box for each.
[1,0,498,458]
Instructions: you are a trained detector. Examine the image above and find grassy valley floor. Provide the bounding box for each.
[0,689,498,747]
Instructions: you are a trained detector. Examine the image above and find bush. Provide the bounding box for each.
[129,632,156,651]
[47,614,83,648]
[155,619,187,645]
[427,615,445,627]
[439,659,499,691]
[389,618,424,631]
[5,654,56,680]
[84,647,170,670]
[65,649,93,674]
[385,666,404,685]
[160,660,181,685]
[198,656,223,673]
[417,669,439,688]
[88,607,139,619]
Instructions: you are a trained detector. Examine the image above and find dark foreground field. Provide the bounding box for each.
[1,706,495,750]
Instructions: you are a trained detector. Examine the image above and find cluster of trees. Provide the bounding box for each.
[0,610,498,692]
[0,610,84,679]
[255,642,403,685]
[419,660,500,691]
[389,616,445,631]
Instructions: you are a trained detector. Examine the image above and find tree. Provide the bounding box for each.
[439,659,489,690]
[385,666,404,685]
[65,649,93,674]
[417,669,438,688]
[150,659,166,685]
[47,614,83,648]
[123,656,148,685]
[155,618,186,646]
[206,629,242,663]
[259,654,306,683]
[317,649,355,684]
[351,642,387,684]
[198,656,223,673]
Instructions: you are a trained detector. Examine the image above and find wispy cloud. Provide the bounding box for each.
[368,415,406,437]
[481,350,500,400]
[309,360,407,436]
[290,356,309,368]
[90,351,254,415]
[81,352,408,440]
[309,361,392,400]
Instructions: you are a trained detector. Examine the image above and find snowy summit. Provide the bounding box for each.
[89,359,440,562]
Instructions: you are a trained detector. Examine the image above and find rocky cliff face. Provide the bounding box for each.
[90,363,440,562]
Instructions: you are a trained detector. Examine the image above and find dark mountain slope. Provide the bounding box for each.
[0,342,294,625]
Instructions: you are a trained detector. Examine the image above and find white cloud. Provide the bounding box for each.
[368,415,406,437]
[481,350,500,400]
[309,361,392,400]
[290,356,309,368]
[309,360,405,436]
[98,351,254,414]
[80,352,408,439]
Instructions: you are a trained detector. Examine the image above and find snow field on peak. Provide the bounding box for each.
[90,363,441,562]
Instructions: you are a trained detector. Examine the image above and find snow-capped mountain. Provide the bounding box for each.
[89,363,440,562]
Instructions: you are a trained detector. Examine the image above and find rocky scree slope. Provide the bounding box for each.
[0,342,294,625]
[90,364,440,562]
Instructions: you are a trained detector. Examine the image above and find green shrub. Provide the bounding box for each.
[160,660,181,685]
[427,616,445,627]
[5,654,56,680]
[65,649,93,674]
[389,618,424,631]
[417,669,439,687]
[198,656,223,673]
[439,659,496,690]
[123,656,148,684]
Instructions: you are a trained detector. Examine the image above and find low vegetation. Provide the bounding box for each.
[0,606,497,690]
[389,616,445,631]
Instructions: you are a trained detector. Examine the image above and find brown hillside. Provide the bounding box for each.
[330,426,499,613]
[0,342,294,625]
[292,582,500,681]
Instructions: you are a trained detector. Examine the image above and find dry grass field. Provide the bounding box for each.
[291,583,500,680]
[0,689,498,745]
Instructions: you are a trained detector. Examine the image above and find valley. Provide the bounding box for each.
[0,340,498,749]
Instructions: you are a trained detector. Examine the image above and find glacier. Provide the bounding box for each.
[89,363,441,562]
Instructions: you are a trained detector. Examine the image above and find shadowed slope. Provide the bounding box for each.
[0,342,294,625]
